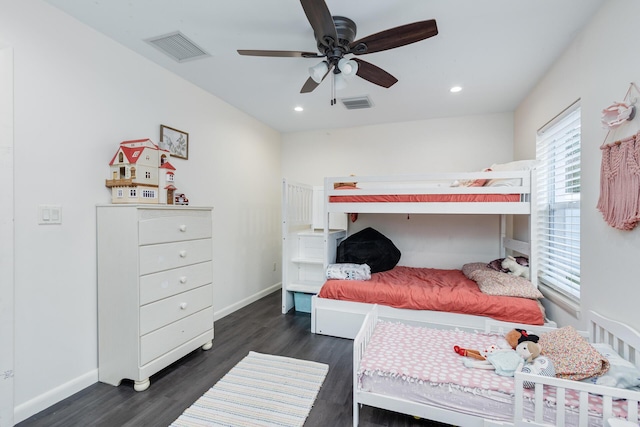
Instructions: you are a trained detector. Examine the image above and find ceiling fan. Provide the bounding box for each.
[238,0,438,98]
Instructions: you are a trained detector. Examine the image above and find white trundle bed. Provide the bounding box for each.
[354,305,640,426]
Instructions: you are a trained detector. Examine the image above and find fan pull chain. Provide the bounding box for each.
[331,72,336,106]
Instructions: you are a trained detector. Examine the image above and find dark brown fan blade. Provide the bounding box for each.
[350,20,438,55]
[300,77,321,93]
[352,58,398,88]
[300,64,333,93]
[237,49,322,58]
[300,0,338,47]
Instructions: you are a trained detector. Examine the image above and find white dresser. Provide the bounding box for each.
[96,205,214,391]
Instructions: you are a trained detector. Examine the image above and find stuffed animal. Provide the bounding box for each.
[505,328,540,349]
[457,345,510,370]
[453,344,500,361]
[520,349,556,388]
[514,340,556,387]
[455,329,545,377]
[461,347,524,376]
[501,255,530,279]
[516,341,541,363]
[454,328,539,362]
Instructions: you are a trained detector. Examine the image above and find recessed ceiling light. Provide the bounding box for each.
[294,106,304,112]
[450,86,463,93]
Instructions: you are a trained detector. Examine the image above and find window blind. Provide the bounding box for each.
[536,103,581,300]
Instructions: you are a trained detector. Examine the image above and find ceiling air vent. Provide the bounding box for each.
[145,31,210,63]
[340,96,373,110]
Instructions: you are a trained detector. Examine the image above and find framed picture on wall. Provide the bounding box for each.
[160,125,189,159]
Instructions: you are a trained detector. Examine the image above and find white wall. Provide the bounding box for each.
[1,0,282,422]
[282,113,517,267]
[514,0,640,331]
[282,113,515,185]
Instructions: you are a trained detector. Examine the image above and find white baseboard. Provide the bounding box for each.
[14,369,98,424]
[214,283,281,321]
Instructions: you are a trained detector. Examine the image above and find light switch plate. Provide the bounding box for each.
[38,205,62,225]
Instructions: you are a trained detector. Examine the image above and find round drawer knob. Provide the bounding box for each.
[180,302,188,310]
[179,276,187,284]
[179,224,187,232]
[179,250,187,258]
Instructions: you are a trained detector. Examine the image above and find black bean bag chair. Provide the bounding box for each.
[336,227,401,273]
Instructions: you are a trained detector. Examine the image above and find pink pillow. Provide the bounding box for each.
[466,178,488,187]
[456,168,491,187]
[462,263,543,300]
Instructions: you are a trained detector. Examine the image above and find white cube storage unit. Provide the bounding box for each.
[282,229,346,313]
[96,205,214,391]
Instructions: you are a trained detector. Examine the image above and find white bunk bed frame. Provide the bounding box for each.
[353,306,640,427]
[310,169,544,338]
[281,179,315,314]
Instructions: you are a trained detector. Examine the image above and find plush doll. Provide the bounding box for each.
[454,329,546,377]
[460,346,524,376]
[453,344,500,361]
[455,345,507,368]
[504,328,540,349]
[517,342,556,388]
[516,341,541,363]
[454,328,540,362]
[501,255,530,279]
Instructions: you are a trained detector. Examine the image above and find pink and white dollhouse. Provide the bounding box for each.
[105,138,178,204]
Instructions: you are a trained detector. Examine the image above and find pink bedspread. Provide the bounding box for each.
[359,321,521,392]
[317,266,544,325]
[329,193,521,203]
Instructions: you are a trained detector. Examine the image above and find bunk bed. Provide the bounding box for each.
[353,306,640,426]
[310,167,546,338]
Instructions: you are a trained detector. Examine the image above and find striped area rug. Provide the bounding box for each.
[170,351,329,427]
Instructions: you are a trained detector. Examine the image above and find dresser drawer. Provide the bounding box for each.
[140,284,212,335]
[140,261,212,305]
[139,210,212,245]
[139,239,212,275]
[140,307,213,366]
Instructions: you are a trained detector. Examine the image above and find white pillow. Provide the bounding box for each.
[486,160,539,187]
[580,343,640,391]
[489,160,539,171]
[486,178,521,187]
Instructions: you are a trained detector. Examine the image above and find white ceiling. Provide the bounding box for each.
[44,0,604,133]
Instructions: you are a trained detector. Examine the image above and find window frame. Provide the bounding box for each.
[535,101,581,313]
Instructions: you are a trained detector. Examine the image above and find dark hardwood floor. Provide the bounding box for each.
[17,290,449,427]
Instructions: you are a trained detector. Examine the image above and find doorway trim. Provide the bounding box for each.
[0,43,15,427]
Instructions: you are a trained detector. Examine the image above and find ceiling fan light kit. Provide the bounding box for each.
[334,73,348,91]
[337,58,358,76]
[309,61,330,83]
[237,0,438,104]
